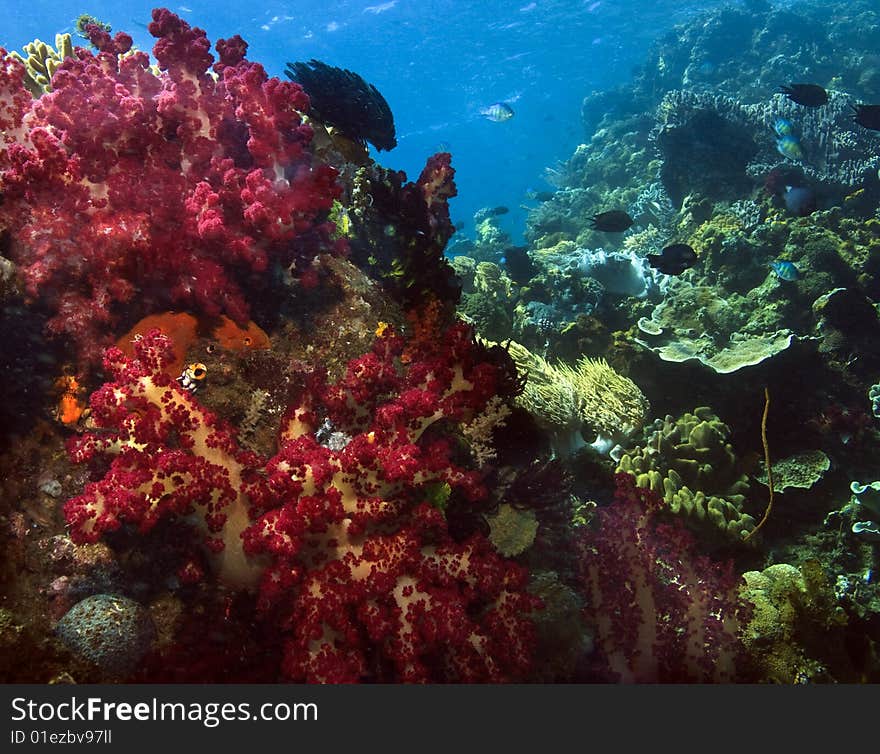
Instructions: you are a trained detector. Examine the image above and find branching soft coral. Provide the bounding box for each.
[0,9,340,367]
[64,323,538,682]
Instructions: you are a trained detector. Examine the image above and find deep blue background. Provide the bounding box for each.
[0,0,737,242]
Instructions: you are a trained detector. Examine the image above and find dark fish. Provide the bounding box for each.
[647,243,698,276]
[589,210,633,233]
[285,60,397,151]
[778,83,828,107]
[488,205,509,216]
[782,185,816,216]
[852,104,880,131]
[501,245,536,284]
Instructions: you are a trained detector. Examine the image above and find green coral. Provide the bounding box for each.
[616,407,756,541]
[74,14,111,40]
[501,339,649,456]
[486,504,538,557]
[9,33,74,96]
[755,450,830,492]
[635,282,796,373]
[739,561,852,683]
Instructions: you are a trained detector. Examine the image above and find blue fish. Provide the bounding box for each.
[770,259,799,281]
[479,102,514,122]
[773,118,794,137]
[776,135,805,161]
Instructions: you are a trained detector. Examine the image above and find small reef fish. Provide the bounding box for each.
[589,210,633,232]
[487,205,509,216]
[770,259,799,281]
[479,102,515,122]
[54,374,86,426]
[176,362,207,394]
[773,117,794,137]
[778,83,828,107]
[647,243,698,276]
[776,134,805,161]
[852,103,880,131]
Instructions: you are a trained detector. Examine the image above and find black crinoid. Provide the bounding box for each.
[284,59,397,151]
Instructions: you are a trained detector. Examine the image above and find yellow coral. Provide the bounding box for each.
[494,339,649,450]
[9,33,73,96]
[486,504,538,557]
[558,356,650,437]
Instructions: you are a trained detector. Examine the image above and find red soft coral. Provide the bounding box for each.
[0,10,340,367]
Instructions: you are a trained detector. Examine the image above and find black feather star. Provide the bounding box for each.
[285,59,397,151]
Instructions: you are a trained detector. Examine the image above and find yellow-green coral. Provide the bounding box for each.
[501,340,649,452]
[486,504,538,557]
[739,561,849,683]
[755,449,830,492]
[9,34,73,97]
[616,407,755,541]
[473,261,513,299]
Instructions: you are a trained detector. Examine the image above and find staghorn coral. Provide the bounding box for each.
[616,407,756,542]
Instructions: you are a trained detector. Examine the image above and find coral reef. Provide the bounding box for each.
[500,340,649,456]
[576,474,746,682]
[55,594,156,678]
[739,561,854,683]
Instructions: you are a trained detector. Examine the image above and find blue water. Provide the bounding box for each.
[1,0,730,242]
